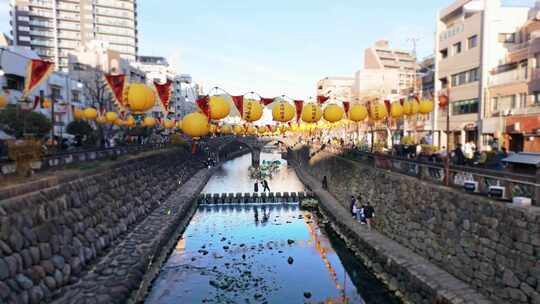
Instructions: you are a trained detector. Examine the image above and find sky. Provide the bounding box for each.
[0,0,537,99]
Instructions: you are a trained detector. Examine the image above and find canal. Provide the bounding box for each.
[145,147,401,304]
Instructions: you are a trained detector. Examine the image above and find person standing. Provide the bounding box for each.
[363,202,375,230]
[322,176,328,190]
[262,180,271,192]
[349,196,357,219]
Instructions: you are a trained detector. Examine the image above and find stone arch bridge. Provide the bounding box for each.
[208,136,273,167]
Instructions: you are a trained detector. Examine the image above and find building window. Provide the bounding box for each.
[492,97,498,112]
[498,33,516,43]
[452,99,479,115]
[519,93,527,108]
[535,53,540,68]
[440,48,448,59]
[453,42,462,55]
[450,68,479,87]
[72,91,80,102]
[4,74,25,91]
[510,95,517,109]
[468,35,478,49]
[534,92,540,105]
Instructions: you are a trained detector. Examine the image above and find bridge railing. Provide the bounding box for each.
[307,144,539,205]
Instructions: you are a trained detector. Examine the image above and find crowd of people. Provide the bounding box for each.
[349,195,375,230]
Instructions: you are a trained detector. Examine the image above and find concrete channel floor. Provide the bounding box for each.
[291,161,494,304]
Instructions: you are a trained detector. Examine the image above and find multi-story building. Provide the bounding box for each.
[316,76,354,103]
[364,40,418,96]
[9,0,138,71]
[434,0,529,150]
[418,55,435,99]
[172,74,199,120]
[351,68,400,101]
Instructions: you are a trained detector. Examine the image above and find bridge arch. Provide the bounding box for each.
[216,137,264,167]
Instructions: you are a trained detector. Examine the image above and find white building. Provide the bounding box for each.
[316,76,354,103]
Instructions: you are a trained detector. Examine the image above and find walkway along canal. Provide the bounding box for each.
[144,146,401,304]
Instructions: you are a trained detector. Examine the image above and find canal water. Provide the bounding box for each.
[145,147,401,304]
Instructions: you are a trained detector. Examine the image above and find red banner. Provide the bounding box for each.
[294,100,304,122]
[317,95,330,104]
[23,59,54,98]
[154,80,172,116]
[260,97,275,106]
[33,96,40,110]
[232,95,244,115]
[383,100,391,115]
[196,95,210,119]
[399,98,405,106]
[104,74,127,110]
[342,101,350,115]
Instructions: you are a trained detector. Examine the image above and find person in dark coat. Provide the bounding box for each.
[322,176,328,190]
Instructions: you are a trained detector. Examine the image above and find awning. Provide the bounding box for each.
[503,152,540,167]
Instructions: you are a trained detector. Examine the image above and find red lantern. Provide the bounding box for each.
[438,95,449,108]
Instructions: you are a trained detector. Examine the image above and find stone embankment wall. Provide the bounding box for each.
[290,147,540,304]
[0,148,207,304]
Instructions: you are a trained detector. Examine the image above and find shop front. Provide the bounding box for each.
[505,115,540,152]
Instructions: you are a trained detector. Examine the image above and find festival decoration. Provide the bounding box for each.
[258,126,269,134]
[438,95,449,108]
[246,126,257,135]
[42,99,51,109]
[317,95,330,104]
[370,103,387,121]
[0,95,6,109]
[176,120,182,129]
[294,100,304,122]
[221,124,232,134]
[83,107,98,120]
[143,116,156,127]
[126,116,136,128]
[124,83,156,115]
[105,112,118,124]
[163,119,175,129]
[301,103,322,123]
[209,124,218,134]
[410,99,419,115]
[243,99,263,122]
[113,118,123,126]
[154,80,173,116]
[233,125,244,134]
[104,74,127,110]
[22,59,54,99]
[209,95,231,120]
[196,96,210,118]
[402,100,412,116]
[73,108,84,121]
[390,102,403,119]
[348,104,368,122]
[96,116,107,125]
[272,101,295,122]
[181,112,210,138]
[419,99,434,114]
[260,97,275,106]
[232,96,244,116]
[323,104,344,123]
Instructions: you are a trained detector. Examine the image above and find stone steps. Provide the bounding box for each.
[198,191,313,204]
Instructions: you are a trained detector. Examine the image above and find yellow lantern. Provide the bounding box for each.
[209,124,218,134]
[402,100,412,115]
[126,116,136,127]
[243,99,263,122]
[279,125,289,133]
[348,104,368,122]
[301,103,322,123]
[143,116,156,127]
[113,118,123,126]
[163,119,175,129]
[83,107,98,120]
[370,103,387,121]
[0,95,7,109]
[209,95,231,120]
[221,124,232,134]
[233,125,244,134]
[42,99,51,109]
[182,112,210,138]
[105,112,118,124]
[125,83,155,114]
[96,116,107,124]
[258,126,269,134]
[73,108,84,121]
[410,100,419,115]
[176,120,183,129]
[323,104,344,123]
[419,100,434,114]
[269,125,277,133]
[390,102,403,119]
[272,101,295,122]
[246,126,257,135]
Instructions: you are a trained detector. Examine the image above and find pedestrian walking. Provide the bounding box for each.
[262,180,271,192]
[363,202,375,230]
[349,196,357,218]
[322,176,328,190]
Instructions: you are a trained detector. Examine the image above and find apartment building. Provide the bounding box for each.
[434,0,529,150]
[10,0,138,71]
[316,76,354,103]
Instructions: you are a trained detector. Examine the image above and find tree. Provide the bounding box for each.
[0,104,52,139]
[66,120,96,147]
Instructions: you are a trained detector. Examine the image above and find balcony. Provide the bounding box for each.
[488,69,527,86]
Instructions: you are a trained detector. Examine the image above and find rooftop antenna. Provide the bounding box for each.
[406,37,420,57]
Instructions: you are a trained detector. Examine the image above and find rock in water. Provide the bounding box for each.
[303,292,312,299]
[287,239,295,245]
[287,257,294,264]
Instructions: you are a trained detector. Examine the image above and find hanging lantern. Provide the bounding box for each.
[96,116,107,124]
[163,119,175,129]
[209,95,231,120]
[143,116,156,127]
[182,112,210,138]
[370,103,387,121]
[272,101,295,122]
[113,118,123,126]
[390,102,403,119]
[83,107,98,120]
[73,108,84,121]
[126,116,136,127]
[269,125,277,133]
[279,125,289,133]
[258,126,269,134]
[176,120,183,129]
[419,99,434,114]
[105,112,118,124]
[221,124,232,134]
[348,104,368,122]
[301,103,322,123]
[209,124,218,134]
[42,99,51,109]
[125,83,156,114]
[246,126,257,135]
[438,95,449,108]
[0,95,6,109]
[323,104,344,123]
[410,100,419,115]
[233,124,244,134]
[402,101,412,116]
[243,99,263,122]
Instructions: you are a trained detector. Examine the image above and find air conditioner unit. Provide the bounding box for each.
[464,180,479,193]
[488,186,506,199]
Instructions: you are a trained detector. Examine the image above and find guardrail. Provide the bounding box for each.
[310,144,539,205]
[1,143,167,177]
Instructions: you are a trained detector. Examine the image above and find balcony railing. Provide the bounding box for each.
[488,69,527,86]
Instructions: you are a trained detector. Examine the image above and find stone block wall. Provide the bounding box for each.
[0,149,204,304]
[291,147,540,304]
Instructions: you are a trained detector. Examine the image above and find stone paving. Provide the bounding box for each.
[290,159,494,304]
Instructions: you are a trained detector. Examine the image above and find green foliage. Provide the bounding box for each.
[66,120,97,147]
[170,134,190,150]
[0,104,52,139]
